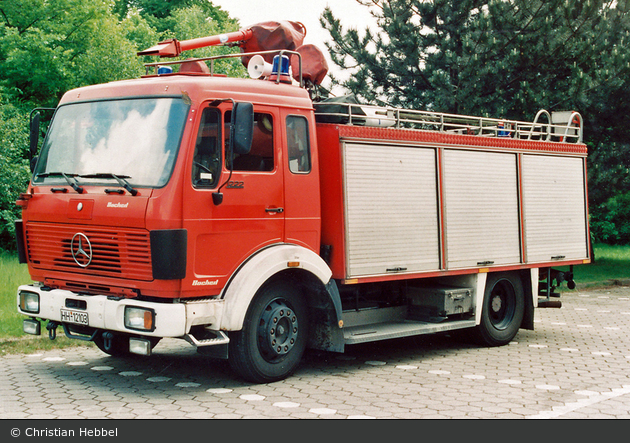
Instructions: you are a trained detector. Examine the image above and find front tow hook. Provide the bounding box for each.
[46,321,60,340]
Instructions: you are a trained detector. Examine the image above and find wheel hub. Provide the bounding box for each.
[258,299,298,360]
[491,295,503,313]
[488,280,515,329]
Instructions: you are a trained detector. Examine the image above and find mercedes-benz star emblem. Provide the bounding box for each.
[70,233,92,268]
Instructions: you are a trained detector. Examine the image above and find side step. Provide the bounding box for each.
[184,329,229,347]
[185,329,230,359]
[343,319,477,345]
[341,305,477,345]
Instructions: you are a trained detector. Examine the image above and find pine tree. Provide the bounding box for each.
[322,0,630,127]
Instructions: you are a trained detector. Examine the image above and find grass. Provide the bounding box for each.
[568,243,630,289]
[1,244,629,354]
[0,250,92,355]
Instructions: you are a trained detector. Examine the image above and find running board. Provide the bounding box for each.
[343,319,477,345]
[184,329,229,347]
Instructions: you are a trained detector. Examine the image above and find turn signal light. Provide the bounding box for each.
[124,306,155,332]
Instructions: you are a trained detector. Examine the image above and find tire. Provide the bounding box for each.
[474,272,524,347]
[229,282,308,383]
[93,331,160,357]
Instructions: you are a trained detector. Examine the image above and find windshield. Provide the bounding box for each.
[33,97,189,188]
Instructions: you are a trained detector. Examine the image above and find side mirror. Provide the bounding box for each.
[213,102,254,206]
[231,102,253,155]
[29,112,40,172]
[28,108,55,173]
[29,112,40,156]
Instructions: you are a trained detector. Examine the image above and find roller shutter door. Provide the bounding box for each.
[521,154,588,262]
[343,143,440,277]
[442,150,521,269]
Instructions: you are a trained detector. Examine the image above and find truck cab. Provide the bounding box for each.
[17,59,334,383]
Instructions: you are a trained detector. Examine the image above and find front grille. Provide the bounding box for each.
[26,223,153,281]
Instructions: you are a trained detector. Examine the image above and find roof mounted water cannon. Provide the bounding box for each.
[137,29,254,57]
[138,20,328,86]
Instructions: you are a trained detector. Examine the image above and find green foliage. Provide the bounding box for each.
[0,0,147,107]
[166,5,246,78]
[0,0,245,251]
[590,192,630,245]
[0,101,30,250]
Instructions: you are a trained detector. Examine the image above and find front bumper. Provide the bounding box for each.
[17,284,223,338]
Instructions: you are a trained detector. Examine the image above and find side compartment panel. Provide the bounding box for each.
[442,150,521,268]
[521,155,588,262]
[343,143,440,277]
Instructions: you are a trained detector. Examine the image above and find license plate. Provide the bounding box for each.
[60,309,89,326]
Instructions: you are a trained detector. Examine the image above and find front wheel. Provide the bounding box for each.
[473,272,524,346]
[229,282,308,383]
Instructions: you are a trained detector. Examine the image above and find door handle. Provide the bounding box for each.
[265,207,284,213]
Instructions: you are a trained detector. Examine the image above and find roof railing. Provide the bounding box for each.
[313,102,583,143]
[142,50,303,87]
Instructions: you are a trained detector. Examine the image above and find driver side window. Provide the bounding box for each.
[192,108,221,188]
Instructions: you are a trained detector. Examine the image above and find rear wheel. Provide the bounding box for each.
[474,272,524,346]
[229,282,308,383]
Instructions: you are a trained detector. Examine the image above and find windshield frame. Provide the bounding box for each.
[32,95,190,190]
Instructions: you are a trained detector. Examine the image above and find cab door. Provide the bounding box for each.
[182,104,284,294]
[281,110,321,253]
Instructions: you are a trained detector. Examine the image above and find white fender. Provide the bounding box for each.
[530,268,539,308]
[219,244,332,331]
[475,272,488,325]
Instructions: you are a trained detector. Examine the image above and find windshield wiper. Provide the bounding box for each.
[79,173,138,196]
[36,172,84,194]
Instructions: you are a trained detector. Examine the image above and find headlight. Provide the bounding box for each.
[124,306,155,331]
[19,291,40,314]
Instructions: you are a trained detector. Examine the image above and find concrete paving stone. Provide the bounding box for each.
[153,403,186,412]
[24,413,57,419]
[171,399,203,407]
[213,413,246,419]
[103,406,134,415]
[144,397,176,405]
[5,288,630,419]
[68,399,103,408]
[79,409,110,418]
[96,401,127,409]
[190,404,231,414]
[106,413,139,419]
[156,410,189,418]
[2,394,24,403]
[46,401,81,412]
[177,405,209,414]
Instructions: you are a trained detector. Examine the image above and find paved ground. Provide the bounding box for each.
[2,286,630,420]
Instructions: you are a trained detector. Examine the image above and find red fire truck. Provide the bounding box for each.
[16,22,590,383]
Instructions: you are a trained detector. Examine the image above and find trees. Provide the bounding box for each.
[322,1,630,119]
[0,0,244,249]
[321,0,630,244]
